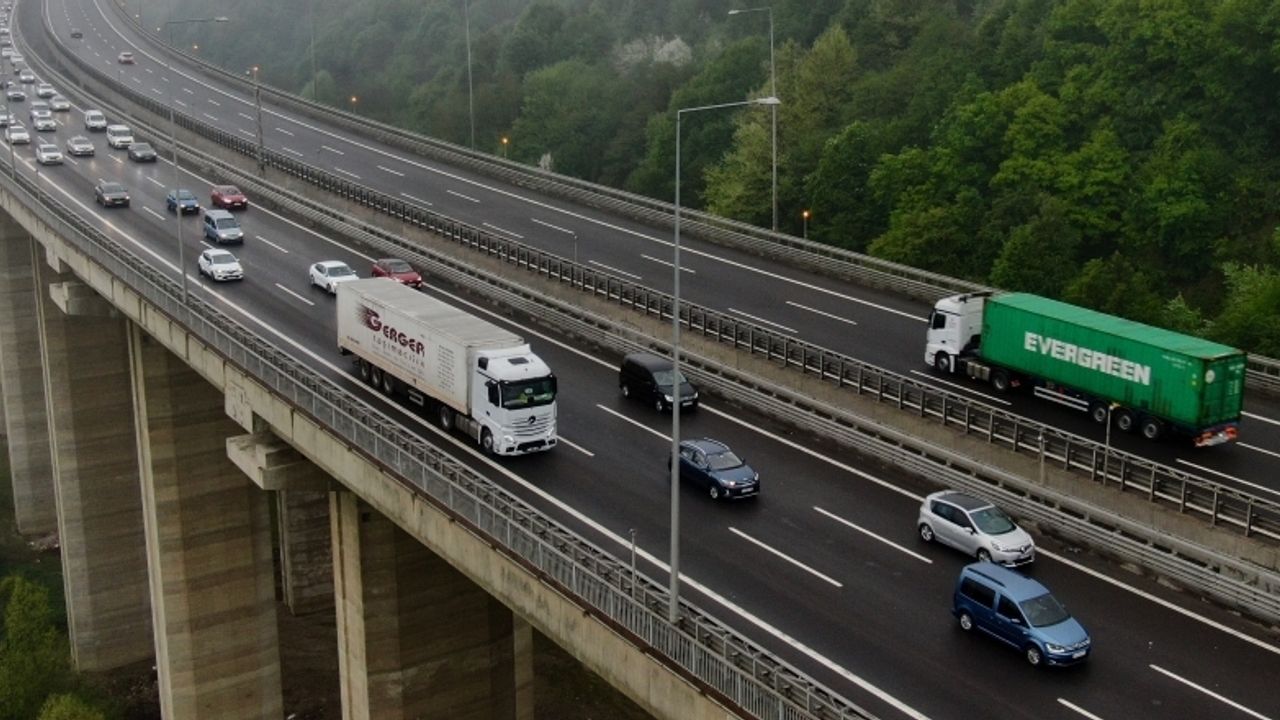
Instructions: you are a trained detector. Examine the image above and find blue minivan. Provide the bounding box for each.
[952,562,1091,667]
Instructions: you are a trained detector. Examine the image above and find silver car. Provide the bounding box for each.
[34,142,62,165]
[917,490,1034,566]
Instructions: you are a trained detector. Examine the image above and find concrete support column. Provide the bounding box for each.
[277,490,334,615]
[332,492,532,720]
[36,260,152,671]
[128,325,283,719]
[0,227,54,533]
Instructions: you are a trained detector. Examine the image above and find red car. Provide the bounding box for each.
[371,258,423,288]
[210,184,249,210]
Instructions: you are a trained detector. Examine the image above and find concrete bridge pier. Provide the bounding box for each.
[35,254,152,671]
[128,324,283,719]
[0,225,54,534]
[331,491,534,720]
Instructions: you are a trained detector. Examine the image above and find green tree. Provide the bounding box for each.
[38,694,106,720]
[0,577,72,720]
[508,60,626,179]
[1208,263,1280,355]
[1061,253,1164,325]
[806,121,893,250]
[989,196,1080,296]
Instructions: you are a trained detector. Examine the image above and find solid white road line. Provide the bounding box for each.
[334,167,360,180]
[587,260,640,280]
[377,164,404,177]
[728,527,843,588]
[274,283,315,307]
[1173,458,1280,499]
[908,370,1013,406]
[400,192,432,206]
[787,300,857,326]
[1242,411,1280,427]
[1148,664,1270,720]
[1057,699,1106,720]
[254,235,289,253]
[641,253,695,273]
[447,189,479,203]
[728,307,797,333]
[813,506,931,563]
[482,222,523,239]
[556,436,594,457]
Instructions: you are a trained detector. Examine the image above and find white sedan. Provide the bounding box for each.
[309,260,358,294]
[34,141,61,165]
[197,249,243,282]
[5,123,28,144]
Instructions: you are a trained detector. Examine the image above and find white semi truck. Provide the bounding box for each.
[337,279,557,455]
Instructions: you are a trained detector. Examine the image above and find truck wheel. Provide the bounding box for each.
[1089,402,1109,424]
[621,382,631,398]
[934,352,950,373]
[437,404,452,432]
[380,371,395,396]
[1114,408,1135,433]
[358,360,371,383]
[370,367,384,389]
[481,429,496,455]
[1141,417,1164,440]
[991,370,1011,393]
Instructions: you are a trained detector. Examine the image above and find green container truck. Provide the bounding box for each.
[925,292,1245,447]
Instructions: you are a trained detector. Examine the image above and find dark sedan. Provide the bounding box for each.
[127,142,157,162]
[669,438,760,501]
[94,181,130,208]
[371,258,423,288]
[166,188,200,214]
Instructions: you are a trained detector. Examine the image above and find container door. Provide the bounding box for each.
[1199,356,1246,424]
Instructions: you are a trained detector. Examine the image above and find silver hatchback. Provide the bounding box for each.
[918,490,1034,566]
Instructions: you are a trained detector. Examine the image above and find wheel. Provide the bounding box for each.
[370,367,383,389]
[958,611,974,632]
[380,370,395,395]
[1025,645,1043,667]
[655,396,666,413]
[708,484,722,500]
[976,548,992,563]
[480,429,496,455]
[1089,402,1109,424]
[437,404,452,431]
[934,352,950,373]
[621,382,631,398]
[1115,409,1135,433]
[1141,417,1164,440]
[918,523,935,543]
[358,360,371,383]
[991,370,1011,393]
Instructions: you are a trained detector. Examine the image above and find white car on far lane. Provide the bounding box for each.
[309,260,358,294]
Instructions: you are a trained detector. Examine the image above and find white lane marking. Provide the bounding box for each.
[238,112,253,121]
[146,177,165,188]
[1148,664,1270,720]
[1174,459,1280,499]
[1057,699,1106,720]
[587,260,640,280]
[787,300,857,326]
[200,241,216,249]
[813,507,931,563]
[321,144,344,155]
[141,206,165,220]
[334,167,360,180]
[908,370,1013,406]
[160,74,167,81]
[482,222,523,239]
[447,189,479,203]
[275,127,293,136]
[377,164,404,177]
[254,235,289,253]
[1242,411,1280,427]
[236,128,254,138]
[130,76,140,84]
[108,155,122,164]
[274,283,315,306]
[556,436,594,457]
[1239,442,1280,460]
[174,99,186,108]
[400,192,432,206]
[150,87,161,95]
[641,254,695,273]
[728,527,843,588]
[282,146,303,157]
[531,218,574,235]
[207,98,220,106]
[594,404,668,441]
[144,67,153,74]
[728,307,796,333]
[202,112,217,122]
[182,87,193,94]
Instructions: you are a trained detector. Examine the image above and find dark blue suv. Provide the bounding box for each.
[952,562,1091,667]
[669,438,759,501]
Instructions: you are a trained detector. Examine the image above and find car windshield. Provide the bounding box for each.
[210,253,236,265]
[969,506,1017,535]
[706,450,744,471]
[651,369,688,387]
[382,260,412,273]
[327,265,354,277]
[499,377,556,409]
[1020,593,1070,628]
[215,218,238,229]
[101,184,123,193]
[219,186,241,196]
[176,190,194,200]
[133,143,151,151]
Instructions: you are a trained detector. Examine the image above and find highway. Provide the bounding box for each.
[12,0,1280,717]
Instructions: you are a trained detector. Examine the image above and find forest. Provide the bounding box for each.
[161,0,1280,356]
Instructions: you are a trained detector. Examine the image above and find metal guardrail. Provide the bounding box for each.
[46,25,1280,546]
[106,3,1280,394]
[19,19,879,720]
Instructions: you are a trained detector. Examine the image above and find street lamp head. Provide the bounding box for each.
[755,96,781,106]
[802,209,811,220]
[214,16,229,22]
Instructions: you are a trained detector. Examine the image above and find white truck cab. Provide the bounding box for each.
[925,292,989,373]
[471,345,557,455]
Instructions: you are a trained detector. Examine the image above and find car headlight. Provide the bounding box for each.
[1045,642,1066,653]
[664,394,673,403]
[720,479,737,487]
[503,435,514,445]
[753,472,759,482]
[990,541,1007,552]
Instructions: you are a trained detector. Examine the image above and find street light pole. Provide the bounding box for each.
[669,95,779,622]
[4,58,13,179]
[309,0,318,101]
[463,0,475,149]
[251,65,264,173]
[728,6,778,232]
[802,209,810,239]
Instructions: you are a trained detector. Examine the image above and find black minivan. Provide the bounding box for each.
[619,352,699,412]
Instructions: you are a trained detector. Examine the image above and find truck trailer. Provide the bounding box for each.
[337,279,557,455]
[925,292,1245,447]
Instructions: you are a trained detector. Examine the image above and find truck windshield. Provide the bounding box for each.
[500,377,557,409]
